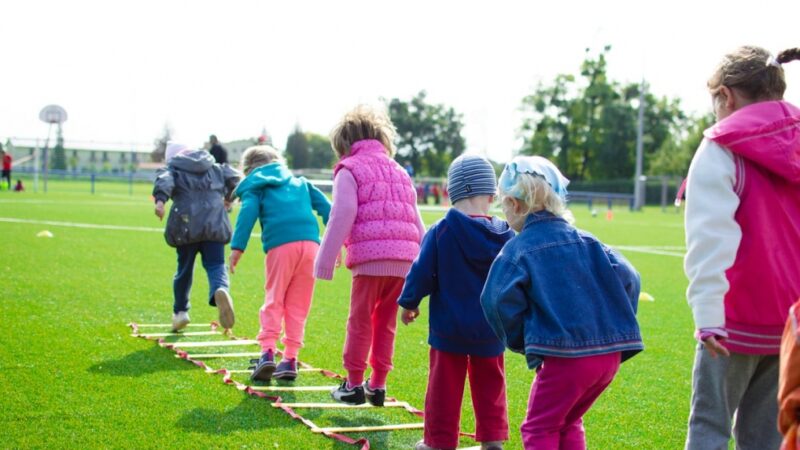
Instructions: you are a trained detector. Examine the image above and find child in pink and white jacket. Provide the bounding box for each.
[684,46,800,450]
[314,105,425,406]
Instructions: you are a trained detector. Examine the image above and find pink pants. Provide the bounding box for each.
[521,352,621,450]
[256,241,318,359]
[424,348,509,449]
[342,275,404,388]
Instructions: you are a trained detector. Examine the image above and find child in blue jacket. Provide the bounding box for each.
[481,156,643,450]
[399,155,514,450]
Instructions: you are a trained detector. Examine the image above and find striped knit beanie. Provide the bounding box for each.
[447,154,497,204]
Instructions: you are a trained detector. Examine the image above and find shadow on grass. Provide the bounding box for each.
[176,396,298,434]
[87,345,194,377]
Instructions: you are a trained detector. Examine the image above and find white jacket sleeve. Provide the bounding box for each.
[684,138,742,330]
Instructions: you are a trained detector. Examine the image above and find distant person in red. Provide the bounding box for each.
[13,180,23,192]
[208,135,228,164]
[431,184,441,205]
[1,146,11,190]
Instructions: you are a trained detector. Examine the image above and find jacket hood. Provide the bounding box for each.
[235,162,293,196]
[168,150,215,174]
[705,100,800,183]
[444,208,514,264]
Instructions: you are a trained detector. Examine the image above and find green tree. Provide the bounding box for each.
[51,124,67,170]
[285,125,309,169]
[306,132,335,169]
[650,113,714,176]
[387,91,466,177]
[519,47,688,181]
[151,123,171,163]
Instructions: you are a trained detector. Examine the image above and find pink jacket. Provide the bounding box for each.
[331,140,421,269]
[703,100,800,353]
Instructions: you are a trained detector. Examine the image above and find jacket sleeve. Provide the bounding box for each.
[684,139,741,330]
[230,191,260,252]
[222,164,242,202]
[606,246,641,313]
[398,225,438,310]
[314,169,358,280]
[480,254,529,354]
[308,181,332,226]
[152,167,174,203]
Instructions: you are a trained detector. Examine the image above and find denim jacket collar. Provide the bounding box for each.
[522,210,564,230]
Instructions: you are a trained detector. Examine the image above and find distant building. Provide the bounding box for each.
[4,138,152,174]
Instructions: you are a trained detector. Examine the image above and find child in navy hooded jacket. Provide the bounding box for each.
[399,155,514,450]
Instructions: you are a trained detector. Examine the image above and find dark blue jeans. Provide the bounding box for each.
[173,241,229,314]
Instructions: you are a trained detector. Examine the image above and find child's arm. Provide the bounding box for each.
[222,164,242,201]
[307,181,332,226]
[152,167,174,204]
[228,191,260,273]
[480,254,529,354]
[605,246,641,313]
[684,140,741,333]
[397,225,438,324]
[314,169,358,280]
[152,168,174,220]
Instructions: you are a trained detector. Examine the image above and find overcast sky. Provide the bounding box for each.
[2,0,799,162]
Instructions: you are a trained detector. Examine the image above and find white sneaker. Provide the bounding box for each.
[172,311,190,332]
[214,288,235,329]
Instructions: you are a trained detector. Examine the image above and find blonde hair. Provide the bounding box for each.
[330,104,397,158]
[500,172,574,223]
[708,46,800,101]
[241,145,283,175]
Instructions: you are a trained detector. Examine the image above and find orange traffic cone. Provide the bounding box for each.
[605,209,614,221]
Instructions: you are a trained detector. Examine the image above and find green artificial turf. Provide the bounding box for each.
[0,180,695,449]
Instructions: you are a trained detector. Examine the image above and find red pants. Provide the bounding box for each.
[343,275,404,387]
[424,348,509,449]
[521,353,621,450]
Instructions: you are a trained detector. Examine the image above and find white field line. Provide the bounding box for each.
[1,216,686,258]
[0,217,163,232]
[0,199,148,206]
[0,217,261,237]
[612,245,685,258]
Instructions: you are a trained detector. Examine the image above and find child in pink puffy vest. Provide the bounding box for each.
[315,105,425,406]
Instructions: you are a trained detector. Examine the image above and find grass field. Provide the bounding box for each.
[0,180,695,449]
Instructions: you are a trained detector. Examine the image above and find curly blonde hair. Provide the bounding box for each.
[330,105,397,158]
[241,145,283,175]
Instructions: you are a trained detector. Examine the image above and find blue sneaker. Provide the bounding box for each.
[273,358,298,381]
[250,350,276,382]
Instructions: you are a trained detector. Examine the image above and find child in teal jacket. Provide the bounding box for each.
[229,145,331,381]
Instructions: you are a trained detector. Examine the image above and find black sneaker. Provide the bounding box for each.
[363,379,385,407]
[250,350,276,382]
[331,381,365,405]
[273,358,298,381]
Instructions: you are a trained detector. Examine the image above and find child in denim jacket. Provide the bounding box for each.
[481,156,643,449]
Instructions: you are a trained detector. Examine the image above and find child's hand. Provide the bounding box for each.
[702,335,730,358]
[335,250,343,268]
[229,249,243,274]
[154,201,165,221]
[400,308,420,325]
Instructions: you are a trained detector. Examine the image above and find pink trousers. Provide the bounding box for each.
[343,275,404,388]
[424,348,509,449]
[256,241,318,359]
[521,352,621,450]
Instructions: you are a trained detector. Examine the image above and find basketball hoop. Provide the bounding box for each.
[39,105,68,124]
